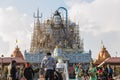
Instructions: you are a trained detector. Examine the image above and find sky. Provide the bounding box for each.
[0,0,119,59]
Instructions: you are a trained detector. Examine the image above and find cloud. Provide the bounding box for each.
[67,0,120,34]
[0,36,9,55]
[66,0,120,58]
[82,31,120,59]
[0,6,32,57]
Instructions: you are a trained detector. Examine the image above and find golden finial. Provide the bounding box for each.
[15,39,19,46]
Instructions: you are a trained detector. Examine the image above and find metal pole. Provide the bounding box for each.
[1,58,2,80]
[0,57,1,80]
[1,55,4,80]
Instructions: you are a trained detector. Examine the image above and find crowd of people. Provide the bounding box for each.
[6,52,60,80]
[0,52,115,80]
[74,63,113,80]
[7,60,35,80]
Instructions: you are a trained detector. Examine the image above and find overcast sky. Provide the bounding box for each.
[0,0,119,59]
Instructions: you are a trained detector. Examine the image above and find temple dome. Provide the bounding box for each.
[94,45,111,65]
[98,46,111,60]
[11,46,24,60]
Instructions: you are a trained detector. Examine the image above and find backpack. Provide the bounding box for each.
[24,67,34,79]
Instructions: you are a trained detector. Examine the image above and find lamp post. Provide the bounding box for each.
[1,54,4,80]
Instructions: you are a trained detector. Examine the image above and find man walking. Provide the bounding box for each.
[10,60,17,80]
[41,53,56,80]
[8,60,17,80]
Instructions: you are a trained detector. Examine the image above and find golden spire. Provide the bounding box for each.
[15,39,19,46]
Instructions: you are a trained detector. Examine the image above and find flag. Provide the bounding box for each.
[16,39,18,44]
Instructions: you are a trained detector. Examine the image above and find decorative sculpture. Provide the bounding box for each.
[30,8,84,53]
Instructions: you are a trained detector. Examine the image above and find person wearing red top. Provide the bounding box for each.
[97,67,103,80]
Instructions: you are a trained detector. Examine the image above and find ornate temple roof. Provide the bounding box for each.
[98,46,111,60]
[94,45,111,65]
[11,46,24,60]
[24,8,92,64]
[0,57,26,64]
[98,57,120,67]
[24,51,92,63]
[105,57,120,63]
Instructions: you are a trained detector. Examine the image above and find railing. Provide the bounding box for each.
[64,62,69,80]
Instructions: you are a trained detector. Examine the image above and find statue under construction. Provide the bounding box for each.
[25,7,92,78]
[30,7,84,53]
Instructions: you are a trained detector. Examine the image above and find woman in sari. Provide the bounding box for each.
[74,64,79,80]
[75,64,85,80]
[89,63,97,80]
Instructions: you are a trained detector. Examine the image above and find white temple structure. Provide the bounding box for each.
[24,7,92,78]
